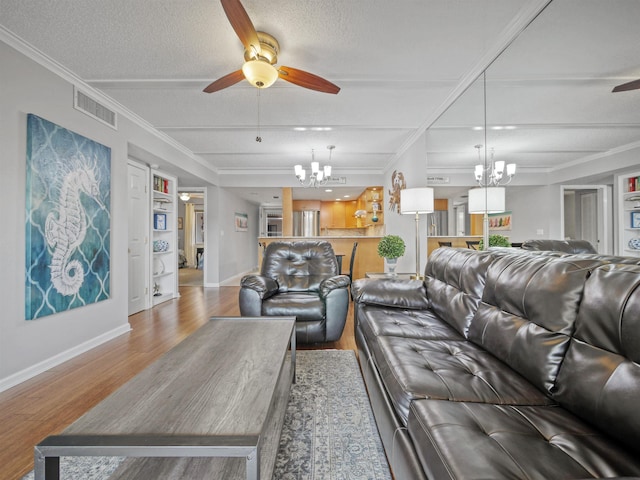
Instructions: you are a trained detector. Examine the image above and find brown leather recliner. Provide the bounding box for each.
[239,241,350,343]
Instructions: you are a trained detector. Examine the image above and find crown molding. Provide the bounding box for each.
[0,25,212,172]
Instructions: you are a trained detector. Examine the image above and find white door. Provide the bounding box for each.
[561,185,612,254]
[128,161,149,315]
[580,192,598,249]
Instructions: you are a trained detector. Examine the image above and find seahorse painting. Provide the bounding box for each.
[45,166,101,296]
[25,114,111,320]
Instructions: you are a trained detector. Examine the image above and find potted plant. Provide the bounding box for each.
[377,235,406,274]
[478,234,511,250]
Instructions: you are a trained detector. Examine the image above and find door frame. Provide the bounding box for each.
[560,184,612,254]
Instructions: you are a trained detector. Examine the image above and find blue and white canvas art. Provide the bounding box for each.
[25,114,111,320]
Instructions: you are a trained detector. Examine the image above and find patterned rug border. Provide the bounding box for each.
[22,349,391,480]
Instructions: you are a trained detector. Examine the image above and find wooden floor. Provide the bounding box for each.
[0,286,357,480]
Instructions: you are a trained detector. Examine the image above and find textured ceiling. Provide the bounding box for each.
[2,0,640,204]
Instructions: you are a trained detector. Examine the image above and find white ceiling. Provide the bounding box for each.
[2,0,639,204]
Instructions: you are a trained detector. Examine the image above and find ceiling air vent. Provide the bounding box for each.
[74,88,117,130]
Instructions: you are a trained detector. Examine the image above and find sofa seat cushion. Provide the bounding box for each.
[372,336,553,425]
[262,292,324,321]
[408,399,640,480]
[359,305,464,342]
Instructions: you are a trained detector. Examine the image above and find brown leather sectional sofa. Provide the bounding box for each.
[352,247,640,479]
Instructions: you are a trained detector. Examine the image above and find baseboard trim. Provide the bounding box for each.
[218,267,259,287]
[0,323,132,393]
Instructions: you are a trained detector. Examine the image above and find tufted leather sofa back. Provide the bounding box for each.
[468,253,605,395]
[425,248,494,337]
[554,264,640,454]
[262,241,339,293]
[521,238,597,254]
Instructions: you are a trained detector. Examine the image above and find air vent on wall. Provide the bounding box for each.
[74,88,117,130]
[427,176,450,184]
[326,176,347,184]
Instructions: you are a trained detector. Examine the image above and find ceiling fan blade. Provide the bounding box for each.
[203,70,245,93]
[612,78,640,92]
[278,66,340,94]
[220,0,261,56]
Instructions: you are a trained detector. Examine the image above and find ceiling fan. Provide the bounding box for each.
[203,0,340,95]
[612,79,640,92]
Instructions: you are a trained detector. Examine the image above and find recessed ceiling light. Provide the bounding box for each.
[325,189,333,192]
[505,126,517,130]
[294,127,307,131]
[472,126,483,131]
[343,194,350,198]
[491,126,504,130]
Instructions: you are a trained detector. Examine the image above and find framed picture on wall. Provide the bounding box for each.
[235,212,248,232]
[488,211,512,231]
[25,114,111,320]
[154,213,166,230]
[178,217,183,230]
[631,211,640,229]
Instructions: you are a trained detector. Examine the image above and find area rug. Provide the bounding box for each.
[22,350,391,480]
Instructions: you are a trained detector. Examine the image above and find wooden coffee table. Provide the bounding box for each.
[34,316,296,480]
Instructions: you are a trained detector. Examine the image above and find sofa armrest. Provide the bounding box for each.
[319,275,351,298]
[352,278,429,310]
[240,274,279,300]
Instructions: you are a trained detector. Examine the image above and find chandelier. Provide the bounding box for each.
[294,145,335,188]
[473,144,516,187]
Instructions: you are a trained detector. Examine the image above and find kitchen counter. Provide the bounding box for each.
[258,236,384,280]
[427,236,483,255]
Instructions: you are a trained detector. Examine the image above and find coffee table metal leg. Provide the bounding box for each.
[34,448,59,480]
[246,447,259,480]
[290,328,296,384]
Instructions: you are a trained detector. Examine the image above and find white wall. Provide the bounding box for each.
[203,186,259,286]
[384,133,430,274]
[503,185,554,242]
[0,40,209,390]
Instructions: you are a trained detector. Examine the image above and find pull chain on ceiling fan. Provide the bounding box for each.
[203,0,340,95]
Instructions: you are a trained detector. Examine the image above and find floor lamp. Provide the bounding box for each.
[401,187,434,279]
[468,187,505,250]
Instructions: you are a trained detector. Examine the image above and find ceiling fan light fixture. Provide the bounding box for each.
[242,59,278,88]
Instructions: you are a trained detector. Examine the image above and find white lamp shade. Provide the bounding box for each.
[468,187,505,214]
[400,187,435,214]
[242,60,278,88]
